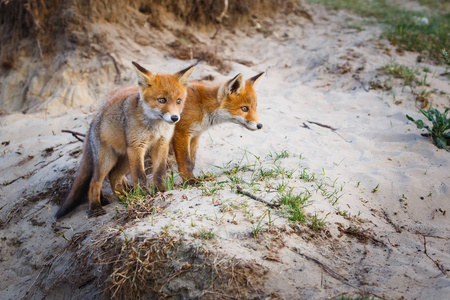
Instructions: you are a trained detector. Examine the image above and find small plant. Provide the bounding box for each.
[199,227,216,240]
[308,212,328,231]
[406,107,450,150]
[442,49,450,66]
[415,89,432,107]
[276,189,312,222]
[118,184,148,208]
[380,63,419,87]
[372,184,379,193]
[251,210,269,238]
[164,170,179,191]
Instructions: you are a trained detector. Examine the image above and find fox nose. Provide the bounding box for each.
[257,123,263,129]
[171,115,179,122]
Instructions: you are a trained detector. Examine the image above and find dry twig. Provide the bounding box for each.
[61,129,86,143]
[235,186,280,208]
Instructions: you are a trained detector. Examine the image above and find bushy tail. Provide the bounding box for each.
[55,138,93,219]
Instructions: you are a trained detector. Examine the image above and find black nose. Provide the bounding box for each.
[171,115,179,122]
[257,123,263,129]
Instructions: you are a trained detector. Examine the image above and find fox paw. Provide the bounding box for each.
[184,178,201,186]
[100,192,110,206]
[88,207,106,218]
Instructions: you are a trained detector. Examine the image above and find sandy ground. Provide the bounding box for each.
[1,3,449,299]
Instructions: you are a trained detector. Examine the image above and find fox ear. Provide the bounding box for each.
[247,72,265,88]
[227,74,245,95]
[132,61,154,86]
[175,64,196,87]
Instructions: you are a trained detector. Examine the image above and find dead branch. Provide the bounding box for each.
[307,121,352,143]
[61,129,86,143]
[235,186,280,208]
[307,121,337,131]
[294,250,349,284]
[106,52,121,83]
[421,235,447,276]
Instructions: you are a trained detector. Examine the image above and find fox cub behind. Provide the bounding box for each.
[172,72,264,183]
[55,62,196,219]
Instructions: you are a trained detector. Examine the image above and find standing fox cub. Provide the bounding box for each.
[172,72,264,183]
[55,62,196,219]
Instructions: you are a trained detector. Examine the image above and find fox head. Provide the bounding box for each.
[218,72,264,131]
[132,61,196,124]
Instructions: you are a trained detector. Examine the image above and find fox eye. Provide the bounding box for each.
[177,99,181,104]
[241,106,249,112]
[158,98,167,104]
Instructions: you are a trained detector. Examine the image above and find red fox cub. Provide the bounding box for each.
[55,62,196,219]
[172,72,264,183]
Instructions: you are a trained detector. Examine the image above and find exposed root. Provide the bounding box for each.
[70,227,268,299]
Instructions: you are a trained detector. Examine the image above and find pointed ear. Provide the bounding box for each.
[247,72,265,88]
[227,73,245,95]
[174,64,196,87]
[132,61,154,86]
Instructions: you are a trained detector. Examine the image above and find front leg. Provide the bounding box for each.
[173,130,196,183]
[127,145,148,191]
[189,135,200,172]
[151,138,170,192]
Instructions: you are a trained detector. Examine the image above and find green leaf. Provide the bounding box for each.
[435,137,449,150]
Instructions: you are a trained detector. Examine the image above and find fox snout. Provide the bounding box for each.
[161,113,181,124]
[246,121,263,131]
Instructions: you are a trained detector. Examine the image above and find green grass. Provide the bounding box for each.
[118,184,148,208]
[276,189,312,222]
[198,227,216,240]
[309,212,328,231]
[308,0,450,62]
[380,63,419,87]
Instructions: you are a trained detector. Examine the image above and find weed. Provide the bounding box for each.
[251,210,270,238]
[200,181,223,196]
[415,89,432,107]
[164,170,178,191]
[406,107,450,150]
[276,189,312,222]
[118,184,148,208]
[268,149,290,162]
[275,181,290,193]
[442,49,450,65]
[308,212,328,231]
[372,184,379,193]
[380,63,419,87]
[299,168,316,182]
[199,227,216,240]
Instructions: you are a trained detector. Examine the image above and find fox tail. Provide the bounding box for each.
[55,136,93,219]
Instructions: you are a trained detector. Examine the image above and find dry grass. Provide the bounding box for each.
[75,227,267,299]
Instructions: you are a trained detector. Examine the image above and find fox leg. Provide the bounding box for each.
[127,146,148,191]
[151,138,170,192]
[173,131,196,183]
[109,156,131,196]
[88,146,118,217]
[189,135,200,172]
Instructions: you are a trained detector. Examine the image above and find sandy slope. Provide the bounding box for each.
[0,3,449,299]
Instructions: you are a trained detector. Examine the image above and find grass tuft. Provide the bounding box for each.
[308,0,450,62]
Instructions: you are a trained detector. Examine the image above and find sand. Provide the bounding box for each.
[0,2,449,299]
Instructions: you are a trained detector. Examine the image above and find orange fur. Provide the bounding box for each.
[55,62,196,219]
[172,72,264,183]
